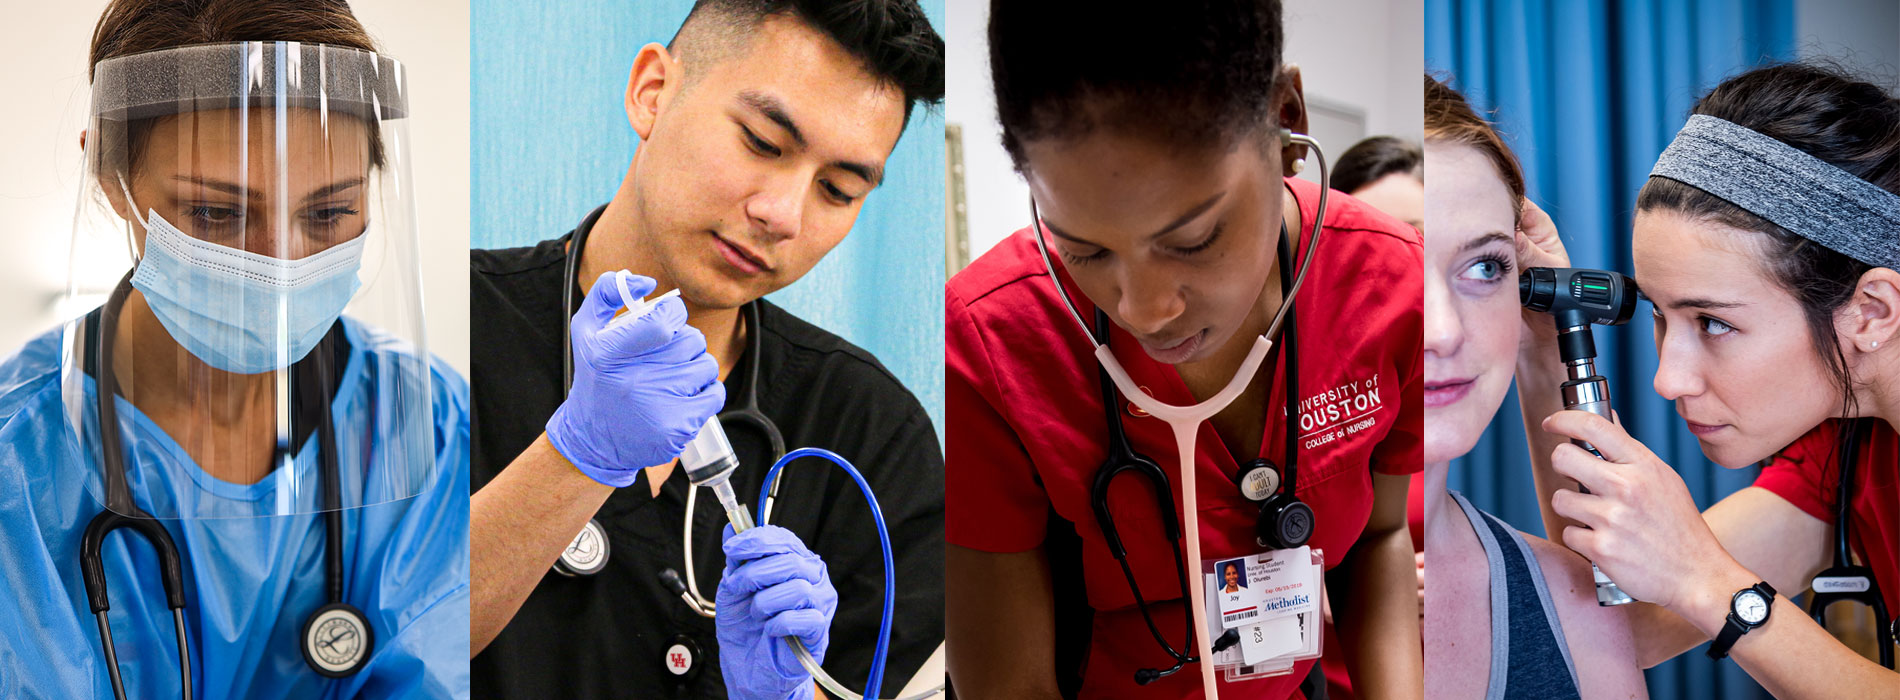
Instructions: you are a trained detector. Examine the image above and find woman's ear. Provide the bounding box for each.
[625,43,679,141]
[1842,267,1900,353]
[1274,65,1308,178]
[97,172,135,224]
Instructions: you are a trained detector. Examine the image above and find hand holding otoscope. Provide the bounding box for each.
[1520,267,1641,607]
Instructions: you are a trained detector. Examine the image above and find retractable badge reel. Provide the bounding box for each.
[661,634,704,684]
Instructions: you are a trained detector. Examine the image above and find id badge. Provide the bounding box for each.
[1203,547,1326,676]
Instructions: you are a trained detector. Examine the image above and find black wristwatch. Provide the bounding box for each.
[1707,581,1777,660]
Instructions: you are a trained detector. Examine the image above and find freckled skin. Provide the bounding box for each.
[1424,141,1648,700]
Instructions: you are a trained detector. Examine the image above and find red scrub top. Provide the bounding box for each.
[1755,419,1900,617]
[946,178,1422,699]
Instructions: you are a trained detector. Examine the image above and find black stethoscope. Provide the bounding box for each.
[1087,223,1312,686]
[1806,418,1896,668]
[81,274,370,700]
[552,204,787,603]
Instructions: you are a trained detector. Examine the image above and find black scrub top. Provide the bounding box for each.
[469,229,945,699]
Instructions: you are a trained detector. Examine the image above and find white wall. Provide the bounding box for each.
[1795,0,1900,94]
[945,0,1425,261]
[0,0,470,374]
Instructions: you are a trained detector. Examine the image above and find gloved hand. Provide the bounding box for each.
[547,271,725,487]
[716,525,837,700]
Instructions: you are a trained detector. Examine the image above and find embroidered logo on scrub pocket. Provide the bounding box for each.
[1297,372,1386,452]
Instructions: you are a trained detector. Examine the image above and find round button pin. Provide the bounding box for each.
[1126,386,1157,418]
[1237,460,1280,502]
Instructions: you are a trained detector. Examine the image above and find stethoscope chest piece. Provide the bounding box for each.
[554,518,610,577]
[1235,459,1281,502]
[661,634,703,682]
[301,602,374,677]
[1236,458,1312,550]
[1256,497,1314,550]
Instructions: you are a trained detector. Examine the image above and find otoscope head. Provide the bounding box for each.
[1519,267,1641,327]
[680,416,740,488]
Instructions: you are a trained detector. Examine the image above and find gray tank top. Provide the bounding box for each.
[1450,491,1583,700]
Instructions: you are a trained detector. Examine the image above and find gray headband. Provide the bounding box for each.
[90,42,407,123]
[1649,114,1900,270]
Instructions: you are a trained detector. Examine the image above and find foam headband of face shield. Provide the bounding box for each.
[88,42,409,124]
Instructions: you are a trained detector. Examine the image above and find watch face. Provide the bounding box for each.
[1736,591,1769,624]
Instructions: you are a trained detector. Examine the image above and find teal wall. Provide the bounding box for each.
[470,0,946,435]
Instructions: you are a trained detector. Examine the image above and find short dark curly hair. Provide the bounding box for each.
[988,0,1284,169]
[670,0,944,129]
[1333,136,1423,194]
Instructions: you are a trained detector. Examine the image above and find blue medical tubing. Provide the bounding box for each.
[757,447,895,700]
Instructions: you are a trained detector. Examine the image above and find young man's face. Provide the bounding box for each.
[632,14,907,310]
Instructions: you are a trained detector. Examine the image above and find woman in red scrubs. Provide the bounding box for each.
[943,3,1423,698]
[1525,64,1900,697]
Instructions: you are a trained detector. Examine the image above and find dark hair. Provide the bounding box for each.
[671,0,944,128]
[1424,74,1524,218]
[1333,136,1423,194]
[1636,63,1900,425]
[88,0,385,178]
[988,0,1284,169]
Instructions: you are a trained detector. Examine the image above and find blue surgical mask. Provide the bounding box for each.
[130,209,366,374]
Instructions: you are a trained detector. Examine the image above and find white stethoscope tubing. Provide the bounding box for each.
[1030,130,1328,698]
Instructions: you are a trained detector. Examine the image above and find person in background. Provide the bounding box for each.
[1334,136,1424,231]
[1322,134,1427,700]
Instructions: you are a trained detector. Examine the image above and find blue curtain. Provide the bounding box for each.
[469,0,947,436]
[1426,1,1791,698]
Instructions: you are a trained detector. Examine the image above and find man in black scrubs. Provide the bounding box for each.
[467,1,944,698]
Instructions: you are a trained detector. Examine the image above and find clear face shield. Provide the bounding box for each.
[62,42,434,520]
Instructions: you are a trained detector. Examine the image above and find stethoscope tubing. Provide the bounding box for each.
[564,208,942,699]
[1031,131,1328,694]
[84,272,354,698]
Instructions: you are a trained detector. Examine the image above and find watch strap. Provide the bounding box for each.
[1708,614,1747,659]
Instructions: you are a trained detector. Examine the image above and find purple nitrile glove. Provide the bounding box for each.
[547,271,725,486]
[716,524,838,700]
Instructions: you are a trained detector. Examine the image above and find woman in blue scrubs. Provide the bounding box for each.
[0,1,468,697]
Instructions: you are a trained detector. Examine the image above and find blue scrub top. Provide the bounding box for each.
[0,317,470,698]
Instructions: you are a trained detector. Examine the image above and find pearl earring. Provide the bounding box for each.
[1290,157,1306,174]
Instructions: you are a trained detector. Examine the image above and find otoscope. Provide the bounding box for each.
[1519,267,1642,607]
